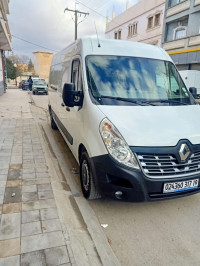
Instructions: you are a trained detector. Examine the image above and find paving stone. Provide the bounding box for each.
[37,184,52,192]
[21,250,46,266]
[7,168,21,180]
[0,238,20,258]
[36,172,49,178]
[0,255,20,265]
[22,210,40,224]
[40,208,59,220]
[36,167,48,173]
[42,219,62,233]
[22,221,42,237]
[4,187,22,203]
[40,199,56,209]
[0,169,8,175]
[22,192,38,202]
[22,201,40,212]
[22,185,37,193]
[22,179,36,186]
[38,190,54,200]
[23,159,35,164]
[0,213,21,240]
[23,173,36,179]
[35,178,51,185]
[23,163,35,169]
[2,202,21,214]
[22,168,35,174]
[6,180,22,187]
[0,162,9,169]
[0,175,7,181]
[0,195,3,205]
[44,246,70,265]
[9,164,22,170]
[0,186,5,195]
[21,231,65,253]
[10,156,22,164]
[0,181,6,187]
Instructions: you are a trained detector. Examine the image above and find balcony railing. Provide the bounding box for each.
[162,39,186,50]
[166,0,190,17]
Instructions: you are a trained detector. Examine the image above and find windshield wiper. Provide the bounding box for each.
[98,95,155,106]
[150,99,188,105]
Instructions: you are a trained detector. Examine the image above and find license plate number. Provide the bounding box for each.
[163,179,199,193]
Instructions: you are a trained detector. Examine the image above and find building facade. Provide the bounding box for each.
[162,0,200,70]
[0,0,11,95]
[33,52,53,82]
[105,0,166,47]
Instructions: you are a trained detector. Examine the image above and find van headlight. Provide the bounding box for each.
[99,118,139,169]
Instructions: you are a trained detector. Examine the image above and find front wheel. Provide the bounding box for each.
[80,151,101,200]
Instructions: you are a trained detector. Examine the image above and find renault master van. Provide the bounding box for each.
[48,38,200,201]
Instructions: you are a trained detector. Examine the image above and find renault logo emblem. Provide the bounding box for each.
[179,144,190,161]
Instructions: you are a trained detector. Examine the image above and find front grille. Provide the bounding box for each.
[136,151,200,178]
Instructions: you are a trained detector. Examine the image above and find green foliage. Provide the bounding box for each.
[6,58,16,79]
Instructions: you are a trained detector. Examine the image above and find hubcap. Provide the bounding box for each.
[82,160,90,191]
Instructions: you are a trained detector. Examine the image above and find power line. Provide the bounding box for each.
[12,35,58,52]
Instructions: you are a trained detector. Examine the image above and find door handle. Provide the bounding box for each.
[61,103,65,107]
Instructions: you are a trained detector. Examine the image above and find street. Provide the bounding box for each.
[30,89,200,266]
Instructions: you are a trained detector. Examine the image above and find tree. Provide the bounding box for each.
[6,58,16,80]
[28,59,34,72]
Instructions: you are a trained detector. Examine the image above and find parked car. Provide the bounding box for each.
[22,81,29,90]
[48,38,200,202]
[32,80,48,95]
[19,80,26,88]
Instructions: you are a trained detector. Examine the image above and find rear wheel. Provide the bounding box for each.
[80,151,101,199]
[33,91,35,95]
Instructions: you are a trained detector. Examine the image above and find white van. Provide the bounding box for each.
[48,38,200,201]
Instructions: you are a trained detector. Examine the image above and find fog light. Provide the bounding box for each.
[115,191,123,200]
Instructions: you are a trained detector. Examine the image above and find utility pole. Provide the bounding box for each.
[64,7,89,40]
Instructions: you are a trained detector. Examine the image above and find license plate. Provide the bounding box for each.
[163,179,199,193]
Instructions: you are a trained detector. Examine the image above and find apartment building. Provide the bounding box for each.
[105,0,166,47]
[162,0,200,70]
[0,0,11,95]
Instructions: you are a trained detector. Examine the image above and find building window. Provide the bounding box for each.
[154,13,160,26]
[128,22,138,37]
[168,0,185,8]
[114,30,122,40]
[173,26,187,40]
[147,16,153,29]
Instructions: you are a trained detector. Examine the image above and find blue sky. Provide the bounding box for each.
[8,0,139,59]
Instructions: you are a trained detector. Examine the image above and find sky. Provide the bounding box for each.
[8,0,139,60]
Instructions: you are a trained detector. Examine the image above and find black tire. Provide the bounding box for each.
[49,108,58,130]
[33,91,35,95]
[80,151,101,200]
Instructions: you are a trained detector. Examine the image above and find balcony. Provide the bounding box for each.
[162,39,186,50]
[188,35,200,46]
[194,0,200,6]
[166,0,190,17]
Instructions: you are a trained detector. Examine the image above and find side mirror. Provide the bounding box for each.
[62,83,83,107]
[189,87,197,98]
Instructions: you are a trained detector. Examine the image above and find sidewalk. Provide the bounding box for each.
[0,88,76,265]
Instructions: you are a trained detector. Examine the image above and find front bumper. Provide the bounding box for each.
[90,154,200,202]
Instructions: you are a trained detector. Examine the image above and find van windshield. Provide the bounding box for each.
[86,55,194,106]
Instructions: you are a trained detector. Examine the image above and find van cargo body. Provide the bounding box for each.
[48,38,200,202]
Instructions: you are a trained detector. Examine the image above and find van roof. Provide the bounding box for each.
[52,38,172,65]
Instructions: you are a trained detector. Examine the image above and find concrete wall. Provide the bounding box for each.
[33,52,53,82]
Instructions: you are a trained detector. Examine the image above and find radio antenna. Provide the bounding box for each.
[94,21,101,48]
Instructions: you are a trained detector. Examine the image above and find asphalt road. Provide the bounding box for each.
[31,92,200,266]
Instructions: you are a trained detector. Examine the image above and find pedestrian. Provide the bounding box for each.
[28,76,33,91]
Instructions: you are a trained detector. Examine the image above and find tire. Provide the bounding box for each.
[33,91,35,95]
[80,151,101,200]
[49,109,58,130]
